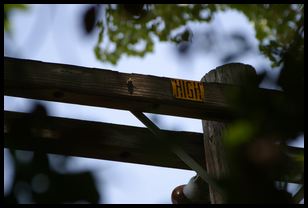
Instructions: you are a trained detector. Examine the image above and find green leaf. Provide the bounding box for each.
[93,4,303,67]
[223,120,255,149]
[4,4,29,33]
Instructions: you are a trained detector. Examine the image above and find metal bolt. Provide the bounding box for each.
[127,78,134,94]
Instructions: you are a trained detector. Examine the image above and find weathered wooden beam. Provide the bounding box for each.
[4,57,281,121]
[4,110,206,170]
[4,111,303,183]
[131,111,215,188]
[293,185,304,204]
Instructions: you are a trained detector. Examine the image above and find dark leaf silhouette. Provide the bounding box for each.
[83,6,97,34]
[5,103,100,204]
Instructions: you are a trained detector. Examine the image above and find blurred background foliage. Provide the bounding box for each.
[90,4,303,67]
[4,4,304,204]
[5,150,99,203]
[4,4,303,69]
[4,104,100,204]
[4,4,28,33]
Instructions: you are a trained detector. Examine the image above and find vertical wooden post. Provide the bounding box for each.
[201,63,257,203]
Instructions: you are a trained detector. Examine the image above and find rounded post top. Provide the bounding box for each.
[202,63,257,85]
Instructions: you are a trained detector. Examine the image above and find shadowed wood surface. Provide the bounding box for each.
[4,57,281,121]
[201,63,258,203]
[4,111,206,170]
[4,111,303,183]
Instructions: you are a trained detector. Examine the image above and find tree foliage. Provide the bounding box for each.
[4,104,100,204]
[4,4,304,204]
[90,4,304,203]
[4,4,28,34]
[92,4,303,67]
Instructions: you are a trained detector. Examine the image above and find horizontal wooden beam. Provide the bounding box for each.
[4,111,206,170]
[4,111,303,184]
[4,57,279,121]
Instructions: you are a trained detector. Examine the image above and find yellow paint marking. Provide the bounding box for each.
[171,79,204,102]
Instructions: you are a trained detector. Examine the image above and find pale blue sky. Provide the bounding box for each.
[4,4,303,204]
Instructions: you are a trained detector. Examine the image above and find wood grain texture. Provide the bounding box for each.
[4,111,205,170]
[4,57,245,121]
[201,63,257,203]
[4,111,302,183]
